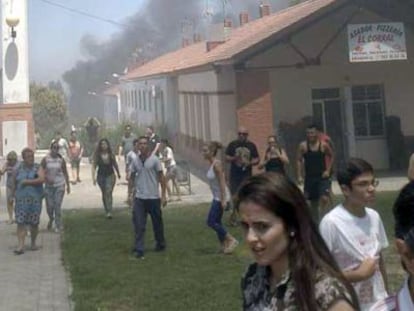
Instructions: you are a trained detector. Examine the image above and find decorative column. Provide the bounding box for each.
[1,0,34,156]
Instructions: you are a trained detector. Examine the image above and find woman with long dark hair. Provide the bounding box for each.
[236,173,359,310]
[92,138,121,218]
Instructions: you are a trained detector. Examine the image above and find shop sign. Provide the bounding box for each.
[348,22,407,62]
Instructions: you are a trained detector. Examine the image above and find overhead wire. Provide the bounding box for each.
[35,0,129,28]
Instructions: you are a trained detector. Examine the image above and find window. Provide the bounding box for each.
[184,94,190,146]
[184,94,189,135]
[148,92,152,112]
[352,85,385,137]
[312,102,324,131]
[143,91,147,111]
[312,88,340,100]
[311,88,340,132]
[203,95,211,141]
[129,90,133,107]
[139,90,142,110]
[196,95,203,140]
[159,91,165,124]
[189,94,196,137]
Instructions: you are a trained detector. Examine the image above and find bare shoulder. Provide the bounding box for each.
[321,141,331,151]
[213,160,223,170]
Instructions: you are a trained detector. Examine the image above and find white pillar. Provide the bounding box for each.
[2,0,30,104]
[344,86,356,157]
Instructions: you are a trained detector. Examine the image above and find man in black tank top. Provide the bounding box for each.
[297,124,334,222]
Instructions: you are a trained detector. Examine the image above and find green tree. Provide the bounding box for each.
[31,83,68,148]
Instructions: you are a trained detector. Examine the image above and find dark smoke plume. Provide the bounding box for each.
[63,0,291,123]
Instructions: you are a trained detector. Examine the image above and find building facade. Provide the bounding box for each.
[122,0,414,171]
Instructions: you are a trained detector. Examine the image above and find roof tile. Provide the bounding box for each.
[123,0,338,80]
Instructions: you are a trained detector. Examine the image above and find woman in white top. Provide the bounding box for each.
[202,141,238,254]
[160,139,181,201]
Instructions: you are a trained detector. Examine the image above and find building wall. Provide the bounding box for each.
[1,0,33,156]
[0,104,35,155]
[245,3,414,169]
[120,77,176,140]
[2,0,30,105]
[236,71,274,160]
[102,95,119,127]
[177,69,237,166]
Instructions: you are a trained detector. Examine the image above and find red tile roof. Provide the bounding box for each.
[123,0,339,80]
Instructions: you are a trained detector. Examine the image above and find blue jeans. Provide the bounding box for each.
[132,198,166,255]
[207,200,227,242]
[97,174,115,213]
[45,185,65,229]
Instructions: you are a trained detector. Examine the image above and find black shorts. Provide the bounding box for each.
[71,159,81,169]
[229,175,249,196]
[304,177,331,201]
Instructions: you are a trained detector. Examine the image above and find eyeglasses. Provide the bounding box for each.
[238,132,248,136]
[352,179,380,188]
[268,141,276,144]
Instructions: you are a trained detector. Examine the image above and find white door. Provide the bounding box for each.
[2,121,27,156]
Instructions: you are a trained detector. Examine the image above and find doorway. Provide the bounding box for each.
[312,88,346,171]
[2,120,28,157]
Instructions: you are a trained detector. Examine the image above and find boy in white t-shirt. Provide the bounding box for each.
[320,158,389,310]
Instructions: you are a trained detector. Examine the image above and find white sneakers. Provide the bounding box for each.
[223,237,239,254]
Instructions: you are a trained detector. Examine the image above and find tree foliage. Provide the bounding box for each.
[31,83,68,148]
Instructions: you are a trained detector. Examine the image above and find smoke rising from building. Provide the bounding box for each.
[63,0,291,122]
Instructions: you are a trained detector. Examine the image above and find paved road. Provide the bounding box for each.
[0,157,407,311]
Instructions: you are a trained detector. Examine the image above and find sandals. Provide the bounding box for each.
[13,249,24,255]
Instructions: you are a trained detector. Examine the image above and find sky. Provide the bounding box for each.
[27,0,145,83]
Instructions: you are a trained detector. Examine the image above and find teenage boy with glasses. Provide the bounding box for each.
[225,126,259,225]
[320,158,389,310]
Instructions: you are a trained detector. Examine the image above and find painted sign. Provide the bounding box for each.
[348,23,407,62]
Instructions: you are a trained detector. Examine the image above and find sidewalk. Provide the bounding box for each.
[0,205,72,310]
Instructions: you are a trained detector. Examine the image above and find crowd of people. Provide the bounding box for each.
[4,122,414,310]
[198,123,414,310]
[3,132,75,255]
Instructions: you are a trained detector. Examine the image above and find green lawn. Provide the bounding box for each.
[62,192,405,311]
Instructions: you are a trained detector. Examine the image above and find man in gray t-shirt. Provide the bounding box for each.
[129,136,167,259]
